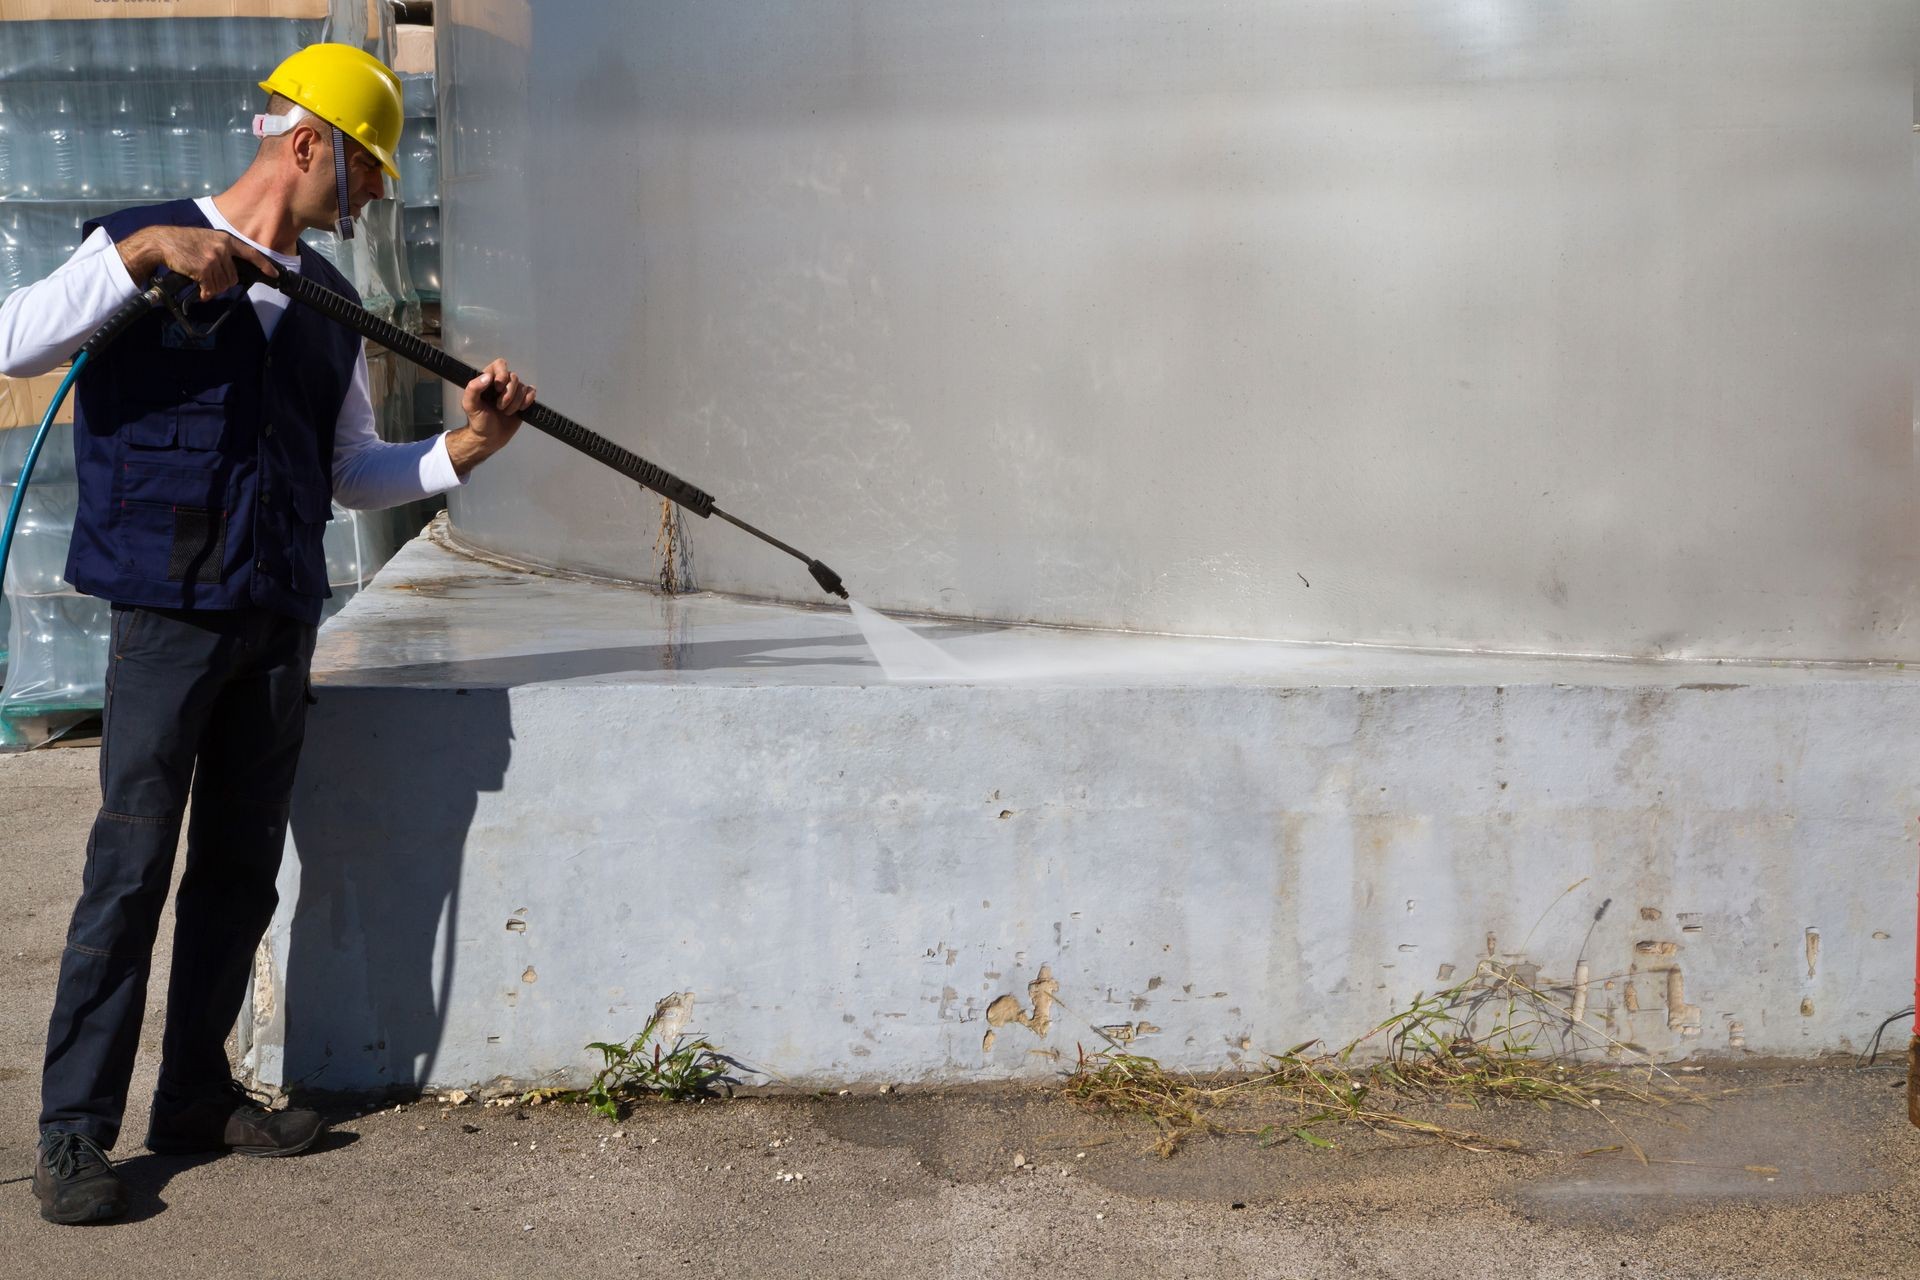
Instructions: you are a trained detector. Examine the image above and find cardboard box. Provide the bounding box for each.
[0,367,75,432]
[392,21,432,75]
[0,1,360,23]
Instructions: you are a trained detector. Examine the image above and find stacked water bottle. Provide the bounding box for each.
[0,415,103,743]
[398,69,438,303]
[0,14,403,741]
[394,27,447,533]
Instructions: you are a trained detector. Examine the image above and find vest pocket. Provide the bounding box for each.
[115,460,230,585]
[162,506,226,584]
[117,499,228,585]
[121,382,232,452]
[286,486,334,597]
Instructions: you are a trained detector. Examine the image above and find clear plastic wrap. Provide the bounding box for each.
[397,112,436,208]
[0,590,109,741]
[0,18,326,201]
[2,475,77,597]
[395,67,439,306]
[324,502,366,587]
[0,200,111,293]
[318,501,414,625]
[400,70,435,119]
[0,417,103,739]
[402,202,438,298]
[0,422,80,589]
[0,17,329,84]
[0,12,428,737]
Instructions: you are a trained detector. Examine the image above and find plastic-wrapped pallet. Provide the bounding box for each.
[398,73,436,208]
[320,502,370,624]
[0,12,331,290]
[395,26,438,305]
[0,365,77,682]
[402,203,438,299]
[0,5,349,746]
[0,416,105,744]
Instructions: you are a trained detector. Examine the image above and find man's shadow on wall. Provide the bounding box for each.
[277,626,883,1097]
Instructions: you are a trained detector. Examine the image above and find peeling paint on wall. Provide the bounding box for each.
[652,991,695,1045]
[251,937,276,1030]
[1570,962,1590,1024]
[984,964,1059,1038]
[1666,969,1701,1035]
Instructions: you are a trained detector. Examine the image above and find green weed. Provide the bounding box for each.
[543,1010,741,1118]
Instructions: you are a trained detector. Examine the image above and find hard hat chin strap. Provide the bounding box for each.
[331,125,354,240]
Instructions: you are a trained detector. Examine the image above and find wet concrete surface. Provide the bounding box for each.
[323,524,1920,691]
[3,747,1917,1278]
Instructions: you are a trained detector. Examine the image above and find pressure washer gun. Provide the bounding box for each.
[65,261,852,602]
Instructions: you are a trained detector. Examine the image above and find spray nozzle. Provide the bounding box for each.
[808,559,850,600]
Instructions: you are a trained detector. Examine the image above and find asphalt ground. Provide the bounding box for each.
[2,746,1916,1278]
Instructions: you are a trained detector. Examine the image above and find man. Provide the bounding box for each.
[0,44,535,1225]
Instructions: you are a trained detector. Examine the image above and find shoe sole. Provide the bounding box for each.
[36,1195,127,1225]
[145,1126,322,1159]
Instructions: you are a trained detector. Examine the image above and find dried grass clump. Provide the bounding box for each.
[1065,961,1701,1159]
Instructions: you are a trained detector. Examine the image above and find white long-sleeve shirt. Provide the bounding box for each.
[0,197,462,510]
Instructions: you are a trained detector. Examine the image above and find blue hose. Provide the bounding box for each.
[0,350,88,597]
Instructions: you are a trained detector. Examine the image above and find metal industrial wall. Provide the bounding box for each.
[436,1,1918,662]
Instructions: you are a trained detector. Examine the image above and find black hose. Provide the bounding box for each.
[144,264,849,600]
[236,268,719,517]
[79,276,174,357]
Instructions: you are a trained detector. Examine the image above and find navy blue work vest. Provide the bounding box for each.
[66,200,361,626]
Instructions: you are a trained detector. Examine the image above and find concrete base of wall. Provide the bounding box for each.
[247,523,1920,1094]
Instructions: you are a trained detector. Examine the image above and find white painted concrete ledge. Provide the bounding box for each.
[249,526,1920,1093]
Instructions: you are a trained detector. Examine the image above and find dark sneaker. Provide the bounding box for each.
[32,1130,127,1225]
[145,1081,323,1158]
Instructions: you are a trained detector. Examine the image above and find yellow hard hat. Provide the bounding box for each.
[259,43,403,180]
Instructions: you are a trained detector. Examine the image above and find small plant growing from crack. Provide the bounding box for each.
[527,1010,743,1118]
